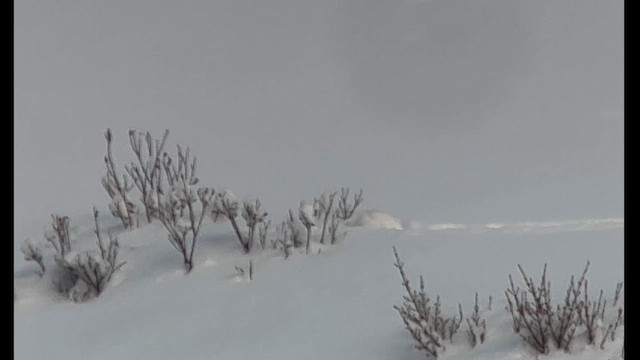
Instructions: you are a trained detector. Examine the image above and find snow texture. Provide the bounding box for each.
[14,213,623,360]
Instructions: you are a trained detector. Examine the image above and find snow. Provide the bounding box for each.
[14,0,622,359]
[349,210,404,231]
[14,213,623,360]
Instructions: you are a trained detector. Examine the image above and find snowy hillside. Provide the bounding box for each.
[15,212,623,360]
[15,0,623,359]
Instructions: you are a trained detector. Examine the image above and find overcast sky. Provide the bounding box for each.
[15,0,623,244]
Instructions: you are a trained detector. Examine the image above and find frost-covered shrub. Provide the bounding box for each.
[335,188,363,221]
[505,262,624,355]
[298,201,315,253]
[392,247,464,358]
[162,144,198,188]
[465,293,487,348]
[54,209,126,300]
[274,221,293,259]
[156,182,214,272]
[286,209,305,248]
[102,129,137,229]
[125,129,169,223]
[327,212,345,245]
[258,220,271,250]
[20,240,46,276]
[56,248,125,300]
[312,188,363,245]
[212,191,249,252]
[211,193,269,253]
[45,214,72,257]
[241,199,268,251]
[580,280,624,350]
[313,191,337,244]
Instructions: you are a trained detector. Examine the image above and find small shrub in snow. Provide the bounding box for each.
[313,191,337,244]
[156,181,214,272]
[313,188,363,245]
[327,212,344,245]
[613,282,623,307]
[20,240,46,276]
[45,214,72,257]
[241,199,268,251]
[298,202,316,254]
[392,247,464,358]
[258,220,271,250]
[125,129,169,223]
[102,129,137,229]
[162,144,198,188]
[579,280,624,350]
[335,188,363,221]
[286,209,305,248]
[465,293,487,348]
[505,263,585,354]
[274,222,293,259]
[600,307,623,350]
[580,281,607,346]
[55,210,126,300]
[211,191,260,253]
[56,247,125,300]
[505,262,624,355]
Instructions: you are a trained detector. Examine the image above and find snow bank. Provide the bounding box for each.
[347,211,404,230]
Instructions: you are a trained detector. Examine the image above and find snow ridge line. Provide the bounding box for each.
[350,211,623,235]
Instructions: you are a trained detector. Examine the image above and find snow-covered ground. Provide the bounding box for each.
[14,211,623,360]
[15,0,623,359]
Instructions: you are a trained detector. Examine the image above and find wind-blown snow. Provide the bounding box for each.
[348,211,404,230]
[403,218,624,236]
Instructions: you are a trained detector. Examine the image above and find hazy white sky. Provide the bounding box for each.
[15,0,623,243]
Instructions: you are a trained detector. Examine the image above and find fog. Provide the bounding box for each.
[15,0,623,248]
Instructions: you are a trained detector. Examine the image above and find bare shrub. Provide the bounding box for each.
[45,215,78,296]
[125,129,169,223]
[46,214,72,257]
[613,282,623,307]
[581,281,606,345]
[274,222,293,259]
[298,202,315,254]
[392,247,463,358]
[600,308,623,350]
[102,129,137,229]
[55,210,125,300]
[286,209,304,248]
[505,263,585,354]
[335,188,363,221]
[241,199,268,252]
[505,262,623,355]
[313,188,363,245]
[20,240,46,276]
[156,180,214,272]
[466,293,487,348]
[313,191,337,244]
[328,213,345,245]
[258,220,271,250]
[211,191,263,253]
[162,145,198,187]
[56,249,125,300]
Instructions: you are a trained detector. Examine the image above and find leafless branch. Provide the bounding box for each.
[336,188,363,221]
